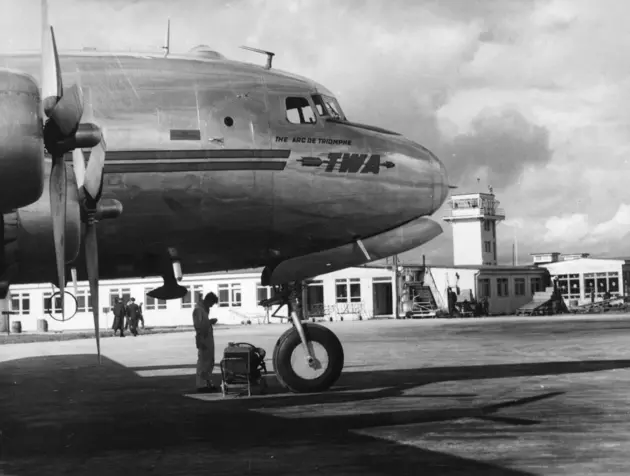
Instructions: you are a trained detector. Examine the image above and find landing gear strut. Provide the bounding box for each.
[261,283,344,393]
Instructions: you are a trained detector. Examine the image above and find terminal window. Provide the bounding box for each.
[181,285,204,309]
[109,288,131,308]
[10,292,30,316]
[530,277,542,294]
[497,278,509,297]
[256,283,276,306]
[514,278,526,296]
[144,288,167,310]
[218,283,242,308]
[76,290,93,313]
[335,278,361,304]
[484,241,491,252]
[479,278,491,298]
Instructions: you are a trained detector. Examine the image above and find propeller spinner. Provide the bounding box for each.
[40,0,112,363]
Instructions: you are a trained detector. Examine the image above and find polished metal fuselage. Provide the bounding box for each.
[0,51,449,284]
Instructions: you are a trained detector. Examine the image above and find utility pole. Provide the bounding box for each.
[392,254,400,319]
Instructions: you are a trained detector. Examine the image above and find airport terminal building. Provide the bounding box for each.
[532,252,630,305]
[4,266,396,332]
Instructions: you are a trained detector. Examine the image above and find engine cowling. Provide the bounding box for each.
[10,162,81,285]
[0,70,45,213]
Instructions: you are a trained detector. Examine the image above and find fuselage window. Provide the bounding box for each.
[286,97,317,125]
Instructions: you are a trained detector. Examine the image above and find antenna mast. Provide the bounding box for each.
[162,19,170,57]
[240,45,275,69]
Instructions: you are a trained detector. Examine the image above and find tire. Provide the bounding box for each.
[272,323,344,393]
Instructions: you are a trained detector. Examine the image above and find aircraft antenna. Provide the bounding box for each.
[162,19,170,57]
[240,45,275,69]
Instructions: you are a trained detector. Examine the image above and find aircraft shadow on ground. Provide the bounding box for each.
[1,356,629,475]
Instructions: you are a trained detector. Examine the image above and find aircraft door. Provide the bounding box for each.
[199,75,272,149]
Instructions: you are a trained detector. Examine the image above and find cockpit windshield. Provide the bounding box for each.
[311,94,347,121]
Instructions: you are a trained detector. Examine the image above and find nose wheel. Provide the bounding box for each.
[263,283,344,393]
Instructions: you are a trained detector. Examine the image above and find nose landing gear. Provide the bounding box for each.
[261,282,344,393]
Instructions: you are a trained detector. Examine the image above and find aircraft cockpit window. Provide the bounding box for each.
[312,94,347,121]
[311,95,327,116]
[324,97,343,120]
[286,97,317,125]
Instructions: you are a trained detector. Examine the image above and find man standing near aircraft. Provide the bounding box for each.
[126,297,141,336]
[112,297,126,337]
[193,292,219,392]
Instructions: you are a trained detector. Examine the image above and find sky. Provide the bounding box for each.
[2,0,630,266]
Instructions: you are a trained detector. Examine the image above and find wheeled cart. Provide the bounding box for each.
[219,342,268,397]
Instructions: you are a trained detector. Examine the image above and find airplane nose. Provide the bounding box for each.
[429,152,450,213]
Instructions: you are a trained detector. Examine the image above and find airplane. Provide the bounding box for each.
[0,1,451,394]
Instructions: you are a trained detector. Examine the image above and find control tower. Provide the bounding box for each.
[442,191,506,266]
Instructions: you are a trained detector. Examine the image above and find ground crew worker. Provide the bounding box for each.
[112,297,126,337]
[126,297,141,337]
[193,292,219,393]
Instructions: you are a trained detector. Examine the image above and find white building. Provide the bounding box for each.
[442,191,506,266]
[4,266,397,332]
[538,257,630,305]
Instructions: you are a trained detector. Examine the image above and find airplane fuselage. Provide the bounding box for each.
[0,49,449,285]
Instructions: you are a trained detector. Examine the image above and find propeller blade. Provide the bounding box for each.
[41,1,62,117]
[72,148,86,189]
[49,83,84,137]
[71,267,78,297]
[85,221,101,364]
[83,139,106,200]
[49,157,66,318]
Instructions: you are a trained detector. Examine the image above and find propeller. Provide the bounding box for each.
[41,0,111,364]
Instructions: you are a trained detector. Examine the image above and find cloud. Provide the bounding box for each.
[439,108,553,190]
[543,204,630,251]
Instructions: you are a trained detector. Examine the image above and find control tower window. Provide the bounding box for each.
[286,97,317,125]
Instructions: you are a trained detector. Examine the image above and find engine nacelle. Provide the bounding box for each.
[0,70,45,213]
[261,216,444,286]
[10,162,82,285]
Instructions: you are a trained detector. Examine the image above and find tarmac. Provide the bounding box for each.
[1,315,630,475]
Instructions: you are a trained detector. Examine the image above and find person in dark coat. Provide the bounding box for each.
[112,297,126,337]
[126,297,141,337]
[193,292,219,392]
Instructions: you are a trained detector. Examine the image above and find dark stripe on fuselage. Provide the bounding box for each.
[62,149,291,173]
[103,149,291,160]
[103,160,286,173]
[170,129,201,141]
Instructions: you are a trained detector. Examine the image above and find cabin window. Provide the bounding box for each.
[285,97,317,125]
